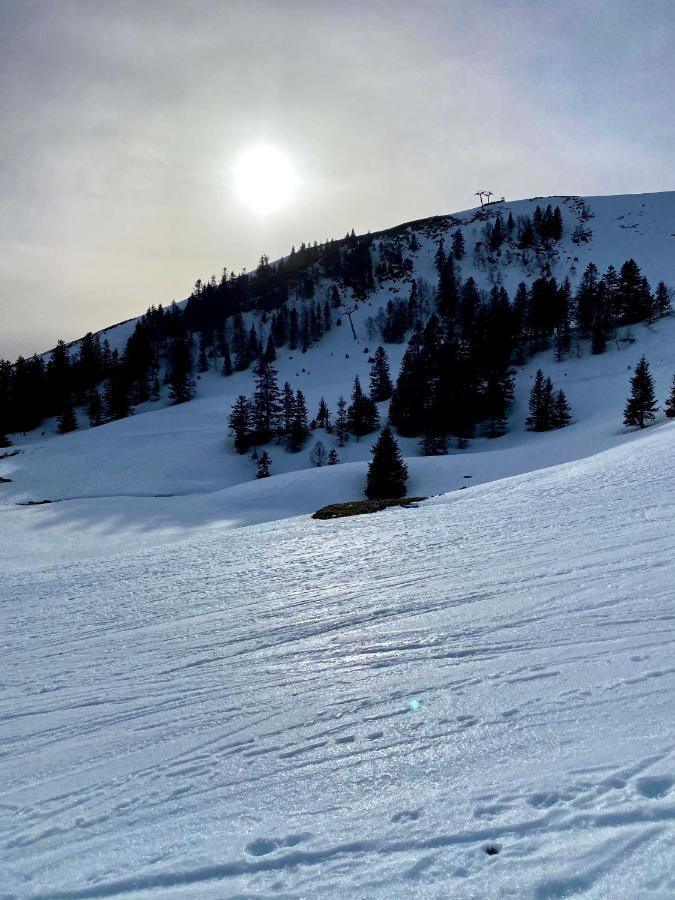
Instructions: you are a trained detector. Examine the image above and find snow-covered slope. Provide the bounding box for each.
[3,421,675,898]
[2,191,675,569]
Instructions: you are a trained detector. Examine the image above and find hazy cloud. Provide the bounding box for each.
[1,0,673,357]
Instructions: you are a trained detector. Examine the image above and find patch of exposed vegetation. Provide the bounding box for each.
[312,497,426,520]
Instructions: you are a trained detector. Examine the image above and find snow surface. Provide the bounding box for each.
[2,423,675,897]
[2,191,675,896]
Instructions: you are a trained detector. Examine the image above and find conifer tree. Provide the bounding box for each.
[488,215,505,251]
[229,395,252,453]
[533,206,543,236]
[484,369,513,438]
[246,324,260,363]
[451,229,465,261]
[388,330,425,435]
[434,238,446,273]
[655,281,672,318]
[436,253,460,327]
[198,337,209,373]
[232,312,248,370]
[624,356,658,429]
[420,428,447,455]
[365,426,408,499]
[300,309,310,352]
[256,450,271,478]
[665,375,675,418]
[288,308,299,349]
[287,389,309,451]
[309,440,327,467]
[575,262,600,334]
[551,206,563,241]
[551,390,572,428]
[167,337,195,404]
[591,309,609,355]
[335,395,349,446]
[222,342,233,377]
[104,373,131,421]
[263,333,276,363]
[554,279,572,361]
[252,360,281,442]
[348,375,380,436]
[57,396,78,434]
[280,382,296,436]
[526,369,553,432]
[280,382,296,435]
[87,389,103,427]
[369,346,393,402]
[327,448,339,465]
[617,259,651,324]
[150,374,161,401]
[316,397,331,430]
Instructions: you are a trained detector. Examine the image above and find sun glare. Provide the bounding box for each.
[232,145,299,215]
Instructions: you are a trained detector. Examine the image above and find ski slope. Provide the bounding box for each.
[3,422,675,898]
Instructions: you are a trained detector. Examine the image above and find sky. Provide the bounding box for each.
[1,0,674,359]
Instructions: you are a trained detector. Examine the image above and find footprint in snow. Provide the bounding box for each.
[245,832,312,857]
[528,791,565,809]
[392,809,421,823]
[635,775,673,799]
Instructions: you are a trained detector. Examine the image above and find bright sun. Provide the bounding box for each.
[232,145,299,215]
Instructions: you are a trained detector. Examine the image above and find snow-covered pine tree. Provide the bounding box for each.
[327,448,339,465]
[365,426,408,499]
[624,356,658,429]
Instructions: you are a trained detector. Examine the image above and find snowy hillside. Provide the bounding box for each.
[3,418,675,898]
[2,191,675,569]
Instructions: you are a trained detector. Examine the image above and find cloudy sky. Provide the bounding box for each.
[1,0,674,359]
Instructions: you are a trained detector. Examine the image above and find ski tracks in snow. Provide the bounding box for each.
[3,432,675,896]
